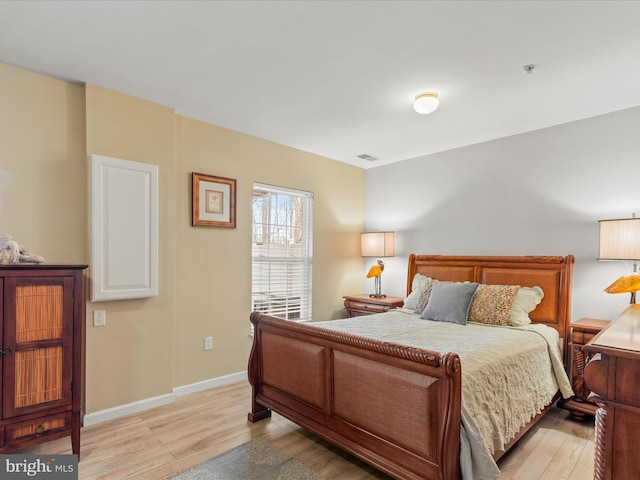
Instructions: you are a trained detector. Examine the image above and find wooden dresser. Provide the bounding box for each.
[583,304,640,480]
[0,265,86,456]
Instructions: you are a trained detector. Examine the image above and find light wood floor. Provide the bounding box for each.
[21,381,595,479]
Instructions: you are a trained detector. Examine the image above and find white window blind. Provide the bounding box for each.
[252,183,313,321]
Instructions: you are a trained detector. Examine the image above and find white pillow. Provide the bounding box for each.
[507,286,544,326]
[403,274,430,310]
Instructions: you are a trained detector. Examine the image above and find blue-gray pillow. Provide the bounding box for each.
[420,281,479,325]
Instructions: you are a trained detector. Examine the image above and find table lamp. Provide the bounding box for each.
[598,217,640,303]
[361,232,395,298]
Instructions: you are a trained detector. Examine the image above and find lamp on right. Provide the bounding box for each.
[598,216,640,303]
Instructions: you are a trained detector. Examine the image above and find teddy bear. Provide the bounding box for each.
[0,233,45,264]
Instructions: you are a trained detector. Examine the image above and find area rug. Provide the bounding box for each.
[168,439,324,480]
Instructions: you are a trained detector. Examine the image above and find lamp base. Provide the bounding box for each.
[369,293,387,298]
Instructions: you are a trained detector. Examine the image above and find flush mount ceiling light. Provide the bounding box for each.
[413,92,439,114]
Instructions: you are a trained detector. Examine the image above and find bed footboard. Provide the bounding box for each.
[247,312,462,480]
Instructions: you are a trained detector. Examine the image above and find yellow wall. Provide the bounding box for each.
[0,63,366,414]
[174,116,365,386]
[0,63,86,263]
[85,84,178,410]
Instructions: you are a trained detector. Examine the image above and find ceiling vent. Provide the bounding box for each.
[357,154,378,162]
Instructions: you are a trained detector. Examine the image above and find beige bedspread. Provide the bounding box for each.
[312,309,573,480]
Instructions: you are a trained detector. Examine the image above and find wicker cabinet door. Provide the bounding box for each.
[2,276,74,419]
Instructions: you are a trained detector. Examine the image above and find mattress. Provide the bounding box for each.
[312,309,573,480]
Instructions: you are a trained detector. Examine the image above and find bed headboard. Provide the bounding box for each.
[406,254,574,362]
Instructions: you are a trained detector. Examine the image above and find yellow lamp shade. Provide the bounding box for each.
[604,273,640,294]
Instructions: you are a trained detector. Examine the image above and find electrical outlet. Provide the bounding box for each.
[204,336,213,351]
[93,310,106,327]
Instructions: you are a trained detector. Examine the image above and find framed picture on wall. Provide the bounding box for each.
[192,172,236,228]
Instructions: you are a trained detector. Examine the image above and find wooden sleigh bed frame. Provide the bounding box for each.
[247,254,574,480]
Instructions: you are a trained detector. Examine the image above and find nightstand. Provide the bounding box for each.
[559,317,611,419]
[343,294,404,317]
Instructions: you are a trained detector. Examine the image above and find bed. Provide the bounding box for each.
[247,254,575,480]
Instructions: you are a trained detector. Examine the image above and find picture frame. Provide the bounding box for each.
[192,172,237,228]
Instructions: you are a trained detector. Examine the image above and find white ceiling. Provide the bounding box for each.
[1,1,639,169]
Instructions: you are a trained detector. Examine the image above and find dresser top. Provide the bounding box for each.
[591,304,640,353]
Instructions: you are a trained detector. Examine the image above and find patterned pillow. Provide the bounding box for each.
[468,284,520,326]
[414,277,435,314]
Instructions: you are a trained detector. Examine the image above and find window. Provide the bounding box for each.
[252,183,313,321]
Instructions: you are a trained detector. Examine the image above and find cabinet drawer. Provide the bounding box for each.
[345,300,390,314]
[5,413,71,445]
[571,330,599,345]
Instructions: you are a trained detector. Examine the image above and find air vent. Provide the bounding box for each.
[357,154,378,162]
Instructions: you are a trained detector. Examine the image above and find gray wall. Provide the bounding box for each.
[364,106,640,322]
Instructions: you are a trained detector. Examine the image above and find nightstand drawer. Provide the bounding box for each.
[571,330,599,345]
[345,300,390,314]
[343,294,404,317]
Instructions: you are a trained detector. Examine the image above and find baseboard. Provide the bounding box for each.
[172,371,247,397]
[82,392,175,427]
[83,370,247,427]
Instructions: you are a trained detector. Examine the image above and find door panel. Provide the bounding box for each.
[3,277,73,418]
